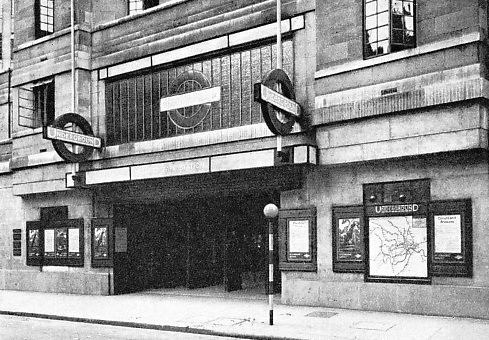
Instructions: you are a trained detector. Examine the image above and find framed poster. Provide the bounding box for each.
[91,219,114,267]
[430,199,472,277]
[26,221,42,266]
[365,204,431,284]
[279,207,317,271]
[332,206,364,272]
[287,220,311,261]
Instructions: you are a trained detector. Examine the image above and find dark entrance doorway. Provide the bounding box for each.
[113,192,280,295]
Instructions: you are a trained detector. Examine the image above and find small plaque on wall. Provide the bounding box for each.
[279,207,317,271]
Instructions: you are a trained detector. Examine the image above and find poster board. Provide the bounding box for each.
[430,199,472,277]
[91,218,114,267]
[332,206,364,272]
[279,207,317,271]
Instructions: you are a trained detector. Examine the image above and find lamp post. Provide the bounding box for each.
[263,203,279,325]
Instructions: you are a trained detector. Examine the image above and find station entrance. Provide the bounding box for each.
[112,192,280,295]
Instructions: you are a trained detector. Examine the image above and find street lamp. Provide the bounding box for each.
[263,203,279,325]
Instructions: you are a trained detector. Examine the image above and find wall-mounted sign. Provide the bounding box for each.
[46,126,101,149]
[44,113,102,163]
[161,70,221,129]
[254,69,301,135]
[367,203,426,216]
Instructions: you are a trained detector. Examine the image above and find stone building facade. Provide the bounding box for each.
[0,0,488,319]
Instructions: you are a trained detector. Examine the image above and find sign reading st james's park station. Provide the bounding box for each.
[43,113,102,163]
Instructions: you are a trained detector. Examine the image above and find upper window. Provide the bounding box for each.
[34,80,55,127]
[35,0,54,39]
[128,0,159,15]
[364,0,415,58]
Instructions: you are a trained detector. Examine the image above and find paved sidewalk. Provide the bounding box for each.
[1,289,489,340]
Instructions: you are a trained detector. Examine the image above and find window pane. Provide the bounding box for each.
[378,0,389,12]
[366,42,378,57]
[377,40,388,54]
[378,11,389,26]
[365,1,377,16]
[378,25,389,41]
[403,1,414,16]
[366,28,378,43]
[404,16,414,30]
[392,14,403,29]
[365,15,377,30]
[392,0,403,14]
[405,30,415,45]
[392,29,403,44]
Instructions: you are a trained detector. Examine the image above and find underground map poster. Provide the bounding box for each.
[367,216,429,282]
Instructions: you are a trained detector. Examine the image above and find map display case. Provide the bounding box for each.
[363,180,432,284]
[365,204,431,284]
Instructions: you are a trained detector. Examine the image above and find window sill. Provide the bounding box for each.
[315,31,481,80]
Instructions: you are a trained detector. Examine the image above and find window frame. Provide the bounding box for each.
[363,0,416,59]
[35,0,54,39]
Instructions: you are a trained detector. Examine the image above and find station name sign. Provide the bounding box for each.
[46,126,102,149]
[254,83,301,118]
[367,203,425,215]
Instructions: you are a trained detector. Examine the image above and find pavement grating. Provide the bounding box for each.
[305,311,339,318]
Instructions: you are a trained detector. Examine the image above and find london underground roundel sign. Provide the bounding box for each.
[161,70,221,129]
[254,69,301,135]
[44,113,102,163]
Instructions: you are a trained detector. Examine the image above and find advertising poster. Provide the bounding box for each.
[28,229,40,256]
[68,228,80,255]
[44,229,55,255]
[337,217,362,261]
[434,215,462,254]
[288,220,310,261]
[55,228,68,257]
[94,227,108,258]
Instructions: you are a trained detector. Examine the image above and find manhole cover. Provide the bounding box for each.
[305,311,338,318]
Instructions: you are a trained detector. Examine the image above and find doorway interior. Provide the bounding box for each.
[112,192,281,296]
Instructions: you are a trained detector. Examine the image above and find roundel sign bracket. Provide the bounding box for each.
[254,69,302,135]
[43,113,102,163]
